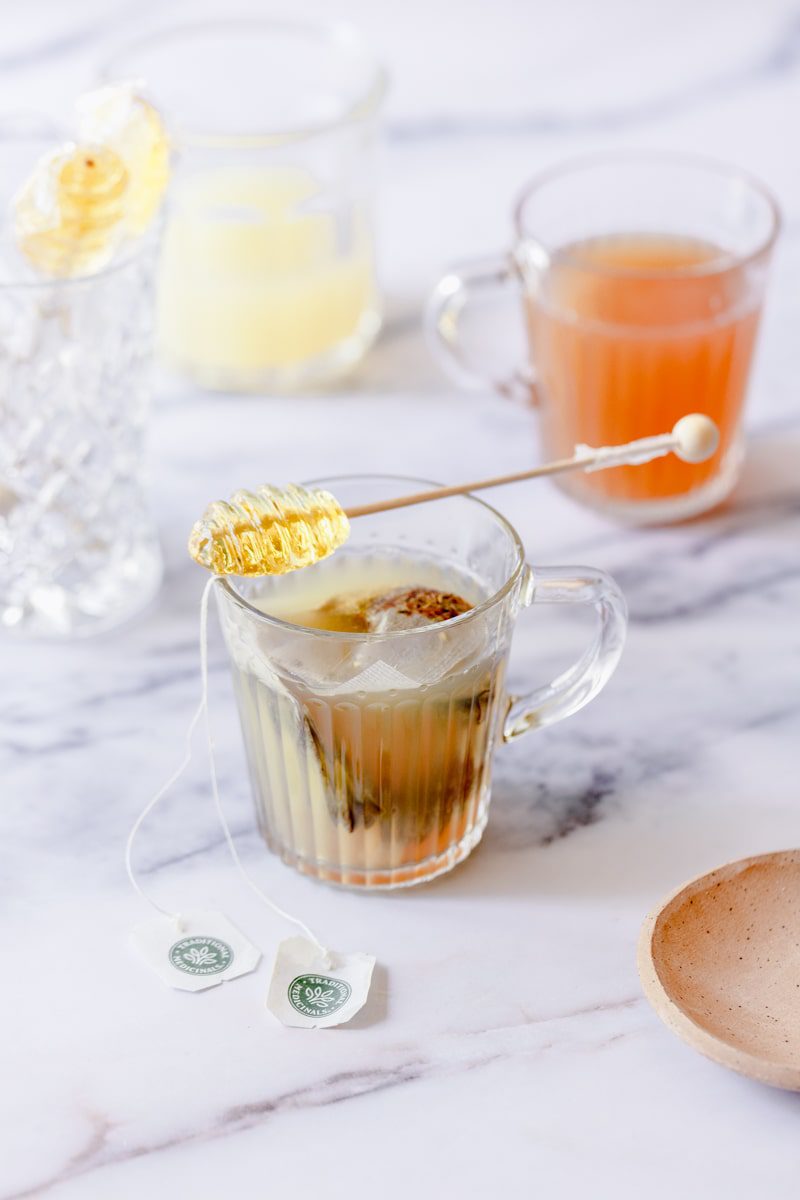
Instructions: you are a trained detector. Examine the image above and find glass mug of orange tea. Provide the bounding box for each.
[427,153,780,523]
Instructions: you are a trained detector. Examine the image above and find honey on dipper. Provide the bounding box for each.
[77,84,170,234]
[188,484,350,576]
[13,84,170,278]
[14,145,130,276]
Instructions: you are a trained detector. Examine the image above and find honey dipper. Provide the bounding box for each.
[189,414,719,577]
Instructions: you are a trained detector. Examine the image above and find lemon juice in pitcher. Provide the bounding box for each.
[158,167,377,388]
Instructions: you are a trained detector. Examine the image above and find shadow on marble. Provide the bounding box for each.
[663,426,800,535]
[340,962,389,1030]
[384,806,796,913]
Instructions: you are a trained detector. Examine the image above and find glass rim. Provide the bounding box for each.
[0,218,161,292]
[101,18,388,149]
[216,472,527,642]
[513,150,781,279]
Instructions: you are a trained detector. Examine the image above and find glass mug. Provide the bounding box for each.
[104,19,386,393]
[427,153,780,523]
[216,476,626,889]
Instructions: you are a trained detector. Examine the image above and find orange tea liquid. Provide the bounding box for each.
[527,233,763,508]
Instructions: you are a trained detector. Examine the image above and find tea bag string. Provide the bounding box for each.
[124,575,325,952]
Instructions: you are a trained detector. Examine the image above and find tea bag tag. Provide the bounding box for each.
[126,579,379,1018]
[267,936,376,1028]
[131,909,261,993]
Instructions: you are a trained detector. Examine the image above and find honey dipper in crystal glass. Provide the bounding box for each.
[190,419,715,889]
[14,84,169,277]
[0,85,169,637]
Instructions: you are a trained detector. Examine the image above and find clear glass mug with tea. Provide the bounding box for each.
[427,153,780,523]
[215,476,626,889]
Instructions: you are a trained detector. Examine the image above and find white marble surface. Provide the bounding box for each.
[3,1,800,1197]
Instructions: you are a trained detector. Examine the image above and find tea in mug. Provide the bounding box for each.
[228,555,507,887]
[528,233,762,509]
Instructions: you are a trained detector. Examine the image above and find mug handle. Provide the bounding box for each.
[424,252,536,404]
[503,565,627,742]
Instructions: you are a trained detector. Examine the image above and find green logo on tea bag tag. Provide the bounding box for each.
[288,973,352,1017]
[169,935,233,976]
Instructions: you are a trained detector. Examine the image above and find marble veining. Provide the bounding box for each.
[2,2,800,1198]
[387,8,800,142]
[7,996,645,1200]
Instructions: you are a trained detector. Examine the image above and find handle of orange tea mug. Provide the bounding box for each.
[424,252,537,404]
[503,565,627,742]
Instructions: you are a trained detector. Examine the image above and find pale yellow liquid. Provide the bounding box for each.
[229,556,504,887]
[158,166,377,386]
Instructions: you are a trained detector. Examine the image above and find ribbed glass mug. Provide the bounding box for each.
[216,476,626,889]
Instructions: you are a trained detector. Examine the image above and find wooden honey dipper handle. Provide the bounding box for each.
[344,415,719,520]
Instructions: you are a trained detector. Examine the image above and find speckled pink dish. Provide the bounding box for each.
[638,849,800,1091]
